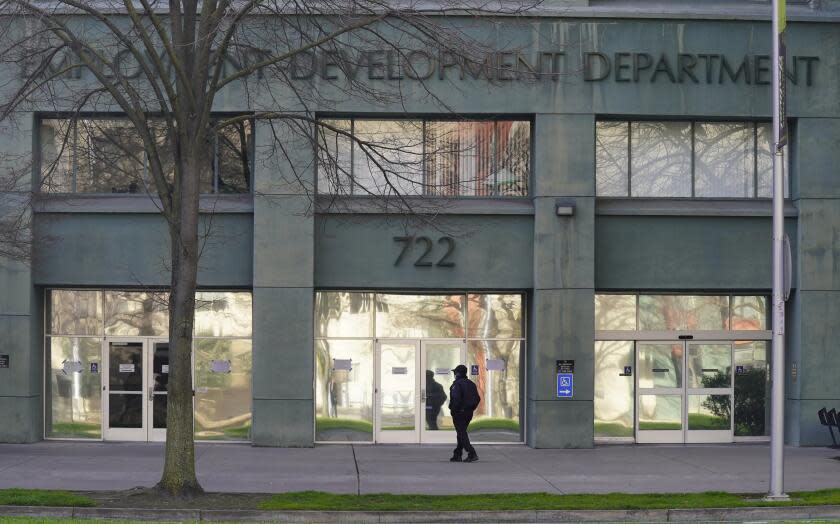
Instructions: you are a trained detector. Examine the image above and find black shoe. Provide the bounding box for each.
[464,453,479,463]
[450,454,463,462]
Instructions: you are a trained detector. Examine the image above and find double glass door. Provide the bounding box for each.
[636,341,733,444]
[375,340,466,444]
[104,339,169,441]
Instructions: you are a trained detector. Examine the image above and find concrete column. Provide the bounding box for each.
[251,120,315,446]
[788,118,840,445]
[527,114,595,448]
[0,118,39,442]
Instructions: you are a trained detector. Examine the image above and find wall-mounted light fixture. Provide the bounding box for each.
[555,203,575,216]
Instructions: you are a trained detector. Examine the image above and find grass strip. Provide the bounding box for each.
[0,489,94,508]
[259,489,840,511]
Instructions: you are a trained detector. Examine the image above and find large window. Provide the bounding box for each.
[39,117,253,194]
[314,292,525,442]
[596,120,788,198]
[44,290,253,441]
[317,118,530,197]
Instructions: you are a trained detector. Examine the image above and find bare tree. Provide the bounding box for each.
[0,0,540,496]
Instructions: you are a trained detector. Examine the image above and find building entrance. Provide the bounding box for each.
[375,339,466,444]
[103,338,169,442]
[636,341,734,444]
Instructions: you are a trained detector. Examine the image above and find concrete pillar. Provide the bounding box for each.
[527,114,595,448]
[788,118,840,445]
[251,120,315,446]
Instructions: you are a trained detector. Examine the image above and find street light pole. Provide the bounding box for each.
[768,0,789,502]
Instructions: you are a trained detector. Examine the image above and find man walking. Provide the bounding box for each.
[449,364,481,463]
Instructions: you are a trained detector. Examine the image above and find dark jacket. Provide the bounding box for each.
[449,376,481,414]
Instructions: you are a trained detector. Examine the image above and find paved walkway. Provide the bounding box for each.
[0,441,838,495]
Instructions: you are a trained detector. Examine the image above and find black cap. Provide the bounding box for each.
[452,364,468,376]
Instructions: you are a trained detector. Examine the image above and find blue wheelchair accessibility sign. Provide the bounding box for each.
[557,373,574,398]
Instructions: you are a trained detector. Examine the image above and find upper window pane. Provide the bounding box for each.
[353,120,424,196]
[317,119,353,195]
[694,122,754,198]
[596,121,629,197]
[375,294,465,338]
[39,119,74,192]
[595,294,636,331]
[49,290,103,336]
[467,294,523,339]
[75,119,146,194]
[104,291,169,336]
[216,120,253,194]
[315,292,373,338]
[631,121,692,197]
[638,295,729,331]
[194,292,253,337]
[495,121,530,196]
[425,121,496,196]
[756,123,789,198]
[730,295,768,330]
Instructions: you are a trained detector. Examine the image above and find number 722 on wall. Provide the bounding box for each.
[393,236,456,268]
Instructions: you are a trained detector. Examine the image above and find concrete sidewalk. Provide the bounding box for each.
[0,441,838,495]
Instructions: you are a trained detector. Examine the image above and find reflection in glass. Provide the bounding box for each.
[109,394,143,428]
[423,342,460,432]
[376,294,465,338]
[47,337,102,438]
[689,394,731,430]
[194,292,253,337]
[594,341,634,438]
[639,295,729,331]
[594,294,636,331]
[694,122,754,198]
[379,343,416,430]
[317,119,353,195]
[730,296,767,331]
[638,394,682,430]
[315,292,373,338]
[637,343,683,389]
[315,339,374,442]
[39,119,74,192]
[194,339,252,440]
[49,290,103,336]
[108,342,143,391]
[75,119,146,194]
[353,120,425,196]
[217,119,253,193]
[104,291,168,336]
[596,121,629,196]
[495,121,531,196]
[631,121,692,197]
[467,294,523,339]
[153,395,167,429]
[425,121,496,196]
[152,343,169,430]
[734,341,770,436]
[757,123,789,198]
[468,340,521,442]
[687,344,731,389]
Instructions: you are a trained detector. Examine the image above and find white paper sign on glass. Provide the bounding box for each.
[435,367,450,375]
[392,366,408,375]
[333,358,353,371]
[161,364,169,374]
[486,359,506,371]
[62,360,83,374]
[210,359,232,374]
[119,363,135,373]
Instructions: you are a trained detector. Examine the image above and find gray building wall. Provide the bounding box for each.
[0,12,838,446]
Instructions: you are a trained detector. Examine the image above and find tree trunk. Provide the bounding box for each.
[157,151,203,496]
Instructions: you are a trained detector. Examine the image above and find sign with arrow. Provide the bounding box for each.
[557,373,574,398]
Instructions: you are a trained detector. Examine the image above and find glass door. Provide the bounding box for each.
[375,340,419,443]
[685,342,733,443]
[148,340,169,442]
[104,340,146,441]
[420,340,466,444]
[636,342,684,443]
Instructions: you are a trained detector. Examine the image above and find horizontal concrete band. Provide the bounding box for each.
[3,504,840,523]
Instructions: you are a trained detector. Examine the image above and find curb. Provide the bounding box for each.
[0,504,839,522]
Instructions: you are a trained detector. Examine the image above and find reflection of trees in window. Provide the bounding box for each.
[631,121,692,197]
[595,121,629,197]
[694,123,753,198]
[730,296,767,330]
[104,291,169,336]
[639,295,728,331]
[594,294,636,331]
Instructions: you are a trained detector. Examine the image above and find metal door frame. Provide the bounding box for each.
[635,340,686,444]
[147,338,169,442]
[419,340,466,444]
[685,341,734,444]
[374,339,421,444]
[102,337,148,441]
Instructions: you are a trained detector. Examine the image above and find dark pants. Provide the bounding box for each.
[452,411,476,456]
[426,406,440,430]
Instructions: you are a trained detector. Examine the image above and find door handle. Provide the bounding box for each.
[148,387,153,401]
[421,388,426,401]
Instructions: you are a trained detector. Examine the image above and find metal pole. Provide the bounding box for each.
[768,0,789,501]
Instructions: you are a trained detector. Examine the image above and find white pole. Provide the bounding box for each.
[768,0,789,501]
